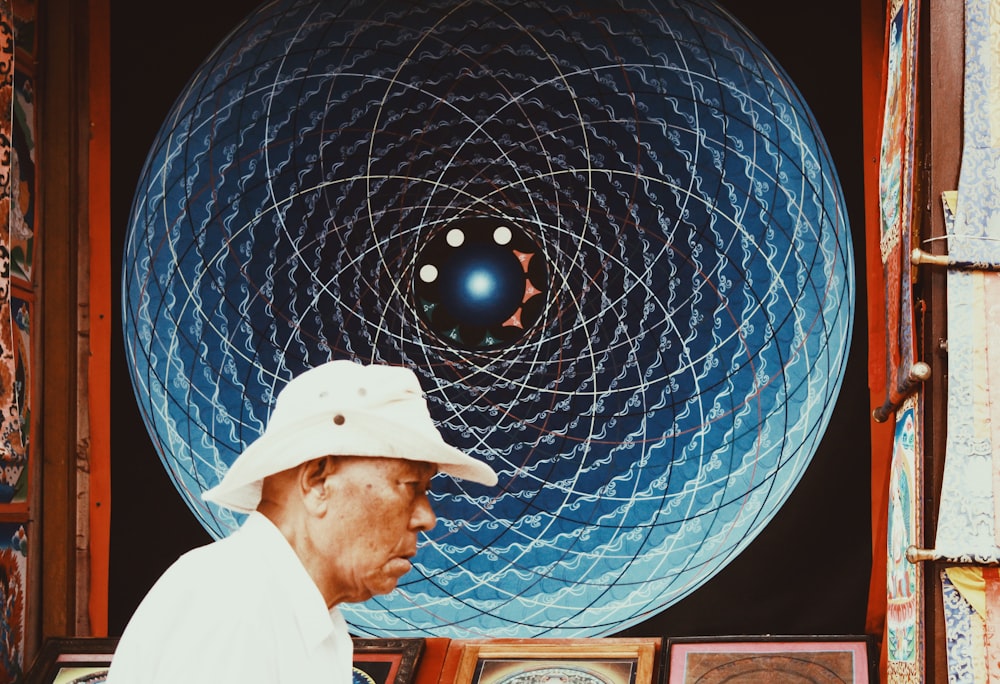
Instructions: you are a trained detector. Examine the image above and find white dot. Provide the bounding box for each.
[446,229,465,247]
[494,226,512,245]
[419,264,438,282]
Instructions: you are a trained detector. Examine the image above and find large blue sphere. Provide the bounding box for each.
[122,0,854,637]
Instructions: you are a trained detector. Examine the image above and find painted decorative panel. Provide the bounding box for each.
[0,0,32,679]
[886,397,921,682]
[0,522,27,682]
[0,290,29,506]
[877,0,919,413]
[9,0,32,288]
[0,0,14,505]
[9,69,32,286]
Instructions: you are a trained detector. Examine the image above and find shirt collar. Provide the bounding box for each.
[241,512,347,650]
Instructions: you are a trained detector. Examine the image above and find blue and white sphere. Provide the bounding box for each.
[122,0,854,637]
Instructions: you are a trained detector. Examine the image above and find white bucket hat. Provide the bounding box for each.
[202,360,498,512]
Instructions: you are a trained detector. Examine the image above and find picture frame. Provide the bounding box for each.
[664,635,877,683]
[451,638,660,684]
[352,638,426,684]
[24,637,118,684]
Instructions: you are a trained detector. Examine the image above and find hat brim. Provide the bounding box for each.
[202,409,498,512]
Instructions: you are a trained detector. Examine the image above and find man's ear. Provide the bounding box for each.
[299,456,335,512]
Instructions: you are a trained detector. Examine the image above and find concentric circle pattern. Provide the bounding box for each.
[122,0,854,638]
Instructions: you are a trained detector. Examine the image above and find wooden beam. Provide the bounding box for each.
[87,0,111,638]
[920,0,964,681]
[859,0,890,647]
[37,0,91,640]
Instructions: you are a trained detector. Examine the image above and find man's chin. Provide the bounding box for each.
[354,566,410,601]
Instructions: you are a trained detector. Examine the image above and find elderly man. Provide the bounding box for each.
[107,360,497,684]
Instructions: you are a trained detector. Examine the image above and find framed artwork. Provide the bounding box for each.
[664,636,876,684]
[452,639,659,684]
[353,638,426,684]
[118,0,856,640]
[24,638,117,684]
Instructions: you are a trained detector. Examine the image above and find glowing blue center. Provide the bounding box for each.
[438,245,524,326]
[465,269,497,300]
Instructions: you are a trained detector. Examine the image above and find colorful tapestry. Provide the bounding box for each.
[877,0,920,414]
[9,0,34,504]
[4,291,29,504]
[935,3,1000,681]
[934,0,1000,562]
[935,260,1000,561]
[0,0,28,679]
[10,68,32,285]
[886,397,921,682]
[946,0,1000,267]
[0,0,15,503]
[941,567,1000,683]
[943,569,986,683]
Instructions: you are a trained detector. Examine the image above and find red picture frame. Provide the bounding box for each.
[353,638,426,684]
[24,638,118,684]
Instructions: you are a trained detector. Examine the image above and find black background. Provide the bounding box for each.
[109,0,870,637]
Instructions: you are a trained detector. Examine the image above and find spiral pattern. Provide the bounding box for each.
[122,0,854,637]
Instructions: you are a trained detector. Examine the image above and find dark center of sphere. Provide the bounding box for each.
[413,219,548,350]
[437,244,524,326]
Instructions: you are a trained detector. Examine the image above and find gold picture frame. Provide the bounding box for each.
[451,638,660,684]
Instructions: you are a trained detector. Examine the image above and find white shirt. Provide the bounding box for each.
[107,513,354,684]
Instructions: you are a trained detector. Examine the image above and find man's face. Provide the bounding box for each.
[316,456,438,604]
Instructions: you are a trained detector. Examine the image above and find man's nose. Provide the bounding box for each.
[413,494,437,532]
